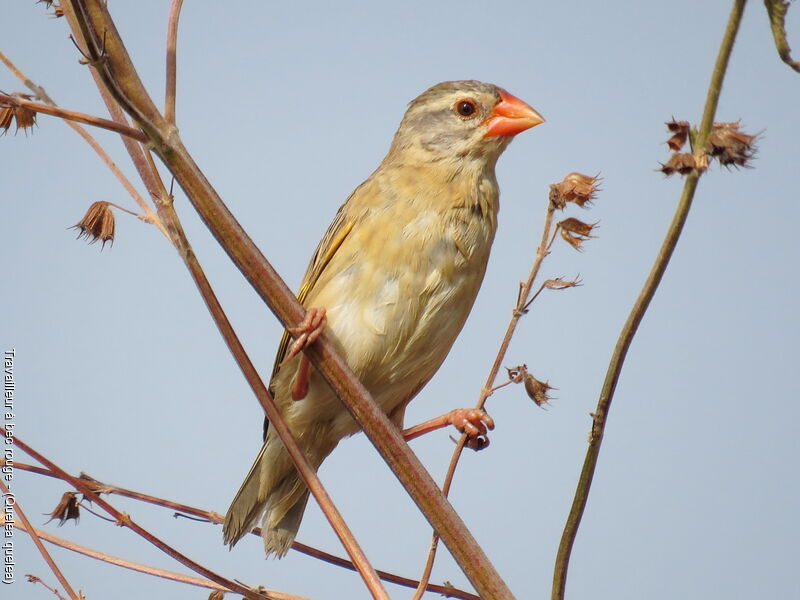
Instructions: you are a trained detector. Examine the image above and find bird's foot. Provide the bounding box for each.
[402,408,495,450]
[282,307,327,366]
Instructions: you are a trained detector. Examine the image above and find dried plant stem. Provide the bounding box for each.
[551,2,748,599]
[0,480,80,600]
[55,4,389,595]
[413,197,559,597]
[164,0,184,124]
[175,227,390,599]
[24,576,68,600]
[13,462,478,600]
[62,2,513,596]
[0,92,147,142]
[0,51,166,236]
[9,521,312,600]
[8,431,276,600]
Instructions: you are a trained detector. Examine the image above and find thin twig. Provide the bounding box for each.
[0,92,147,142]
[8,431,274,600]
[23,575,69,600]
[13,461,479,600]
[0,51,167,236]
[164,0,184,124]
[10,520,312,600]
[551,2,749,599]
[0,479,80,600]
[414,197,559,597]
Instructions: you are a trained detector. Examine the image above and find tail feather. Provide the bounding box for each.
[263,486,311,557]
[223,433,322,556]
[223,442,273,547]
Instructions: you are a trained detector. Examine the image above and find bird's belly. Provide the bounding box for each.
[295,214,493,437]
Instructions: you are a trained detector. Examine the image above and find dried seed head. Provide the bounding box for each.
[46,492,80,526]
[558,218,597,251]
[558,217,597,237]
[659,152,696,176]
[0,106,12,132]
[72,201,116,248]
[550,172,600,209]
[0,93,37,134]
[524,373,554,407]
[208,592,225,600]
[560,228,585,251]
[665,119,690,151]
[506,364,554,407]
[706,122,758,168]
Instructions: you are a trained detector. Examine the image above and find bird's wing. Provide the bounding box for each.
[269,204,355,383]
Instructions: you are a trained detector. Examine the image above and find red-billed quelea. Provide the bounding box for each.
[223,80,543,556]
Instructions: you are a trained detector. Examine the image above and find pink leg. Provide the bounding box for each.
[282,307,327,402]
[403,408,495,450]
[291,356,312,400]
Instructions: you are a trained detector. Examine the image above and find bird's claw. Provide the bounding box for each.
[282,307,327,366]
[448,408,495,451]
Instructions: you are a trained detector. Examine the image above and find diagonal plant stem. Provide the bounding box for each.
[551,2,748,599]
[55,4,389,596]
[0,480,80,600]
[8,430,282,600]
[61,1,513,596]
[9,521,311,600]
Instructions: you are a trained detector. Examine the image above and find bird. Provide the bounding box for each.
[223,80,543,557]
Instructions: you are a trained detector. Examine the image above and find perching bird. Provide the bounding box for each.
[223,80,543,556]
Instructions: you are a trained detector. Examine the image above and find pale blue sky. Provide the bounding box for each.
[3,2,799,599]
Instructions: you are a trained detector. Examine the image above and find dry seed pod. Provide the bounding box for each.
[72,201,116,248]
[46,491,80,526]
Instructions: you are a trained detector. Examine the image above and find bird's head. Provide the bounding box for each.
[385,80,544,168]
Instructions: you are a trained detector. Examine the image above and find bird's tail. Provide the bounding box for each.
[223,433,314,558]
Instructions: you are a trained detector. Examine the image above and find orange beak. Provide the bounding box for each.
[483,89,544,137]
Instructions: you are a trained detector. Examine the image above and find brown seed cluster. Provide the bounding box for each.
[72,201,116,248]
[558,217,598,251]
[46,491,81,526]
[507,364,554,407]
[549,172,600,209]
[0,93,37,134]
[659,119,757,176]
[707,122,758,168]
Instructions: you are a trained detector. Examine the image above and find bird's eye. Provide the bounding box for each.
[455,99,478,118]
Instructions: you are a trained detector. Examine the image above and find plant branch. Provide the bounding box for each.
[9,520,313,600]
[165,0,184,124]
[13,461,478,600]
[0,51,166,236]
[57,5,388,594]
[551,2,748,598]
[8,431,278,600]
[63,1,512,596]
[0,92,147,142]
[0,479,80,600]
[56,6,385,598]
